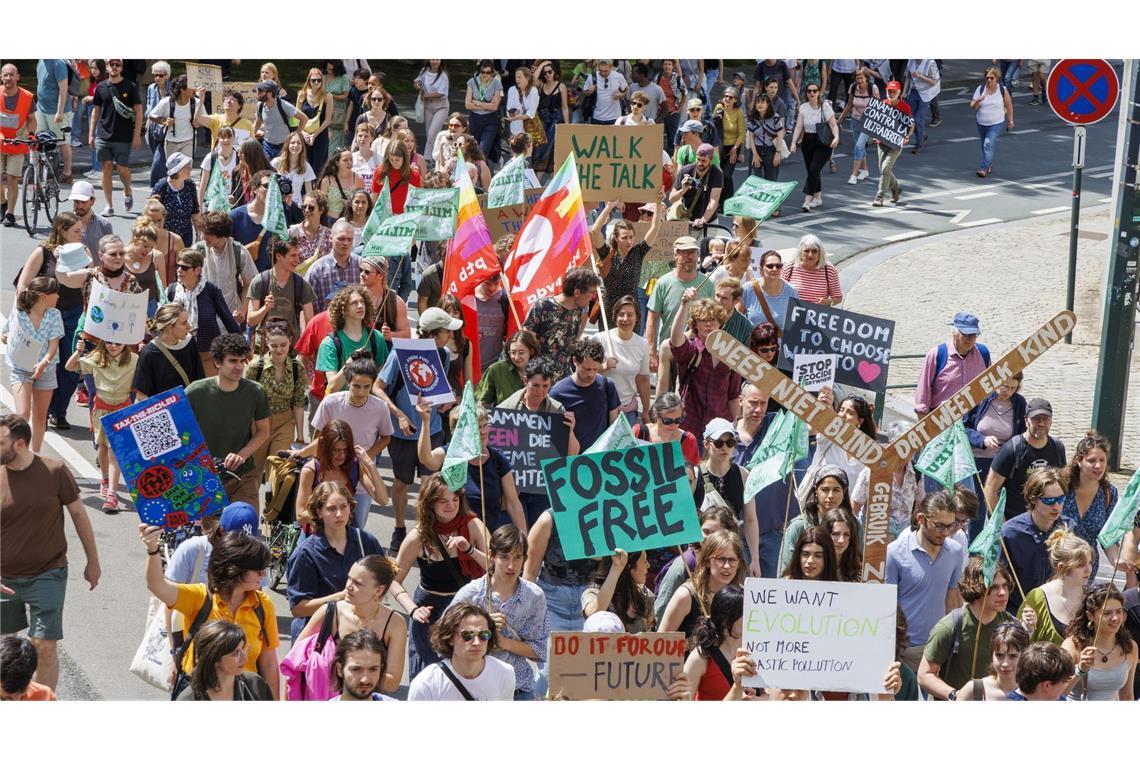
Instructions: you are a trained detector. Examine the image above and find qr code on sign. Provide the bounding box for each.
[130,409,181,460]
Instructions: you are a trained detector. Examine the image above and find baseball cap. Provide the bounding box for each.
[418,306,463,333]
[637,202,656,213]
[583,611,625,634]
[68,180,95,201]
[686,98,704,110]
[696,143,715,157]
[703,418,736,441]
[886,80,902,91]
[1026,398,1053,418]
[679,119,704,134]
[254,80,278,93]
[673,236,699,251]
[950,311,981,335]
[220,501,259,536]
[166,152,191,177]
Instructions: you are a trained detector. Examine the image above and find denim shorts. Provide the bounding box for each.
[9,363,59,390]
[95,138,131,165]
[0,566,68,640]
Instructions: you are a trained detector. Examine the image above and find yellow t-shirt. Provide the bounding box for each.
[720,107,745,147]
[172,583,280,674]
[78,351,138,406]
[206,113,254,149]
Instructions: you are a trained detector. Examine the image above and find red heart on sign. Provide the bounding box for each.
[857,360,882,384]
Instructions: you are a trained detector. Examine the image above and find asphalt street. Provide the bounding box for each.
[0,58,1128,700]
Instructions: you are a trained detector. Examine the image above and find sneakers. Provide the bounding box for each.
[891,185,902,204]
[847,175,858,185]
[810,197,823,209]
[388,526,407,556]
[76,387,89,406]
[101,205,114,217]
[911,147,923,155]
[48,414,71,431]
[856,169,869,180]
[801,202,812,213]
[929,118,943,128]
[124,194,134,212]
[2,213,15,228]
[1029,96,1040,105]
[872,195,884,207]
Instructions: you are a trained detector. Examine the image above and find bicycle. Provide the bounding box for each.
[2,131,64,237]
[267,520,301,591]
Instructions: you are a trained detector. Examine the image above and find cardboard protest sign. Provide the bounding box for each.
[542,441,702,560]
[857,98,916,151]
[391,338,454,405]
[85,279,149,345]
[548,631,686,700]
[361,211,422,258]
[793,353,838,392]
[220,81,260,123]
[486,408,570,494]
[742,578,896,693]
[102,388,226,527]
[631,220,691,263]
[721,177,798,220]
[403,187,459,241]
[777,299,895,394]
[4,312,45,371]
[184,61,223,96]
[479,184,545,242]
[554,124,662,203]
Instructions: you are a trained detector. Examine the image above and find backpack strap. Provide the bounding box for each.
[315,600,338,652]
[437,661,477,701]
[749,279,782,338]
[940,606,966,677]
[707,645,735,687]
[934,342,948,379]
[252,592,269,647]
[231,239,246,296]
[153,339,191,388]
[173,589,214,678]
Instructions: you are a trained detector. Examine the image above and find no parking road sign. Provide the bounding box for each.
[1048,59,1120,125]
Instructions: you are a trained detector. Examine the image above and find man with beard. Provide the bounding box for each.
[668,143,723,229]
[330,629,395,701]
[645,236,714,393]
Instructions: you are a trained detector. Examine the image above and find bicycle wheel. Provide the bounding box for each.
[267,524,289,591]
[40,160,59,224]
[20,163,38,237]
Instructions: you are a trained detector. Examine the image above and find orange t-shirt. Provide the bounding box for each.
[18,682,58,701]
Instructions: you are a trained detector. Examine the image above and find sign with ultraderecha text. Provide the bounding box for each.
[554,124,662,203]
[779,299,895,393]
[742,578,897,694]
[542,441,702,560]
[857,98,915,151]
[548,632,685,700]
[486,407,570,494]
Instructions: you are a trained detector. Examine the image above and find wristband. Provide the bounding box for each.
[1075,665,1088,677]
[463,545,474,556]
[147,548,161,556]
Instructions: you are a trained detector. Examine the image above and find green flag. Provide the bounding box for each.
[721,176,798,220]
[915,420,979,492]
[1098,469,1140,550]
[486,155,528,208]
[584,414,639,454]
[362,178,393,246]
[362,211,423,258]
[262,175,289,240]
[969,489,1007,586]
[404,186,460,241]
[440,382,481,492]
[204,160,231,213]
[743,411,809,502]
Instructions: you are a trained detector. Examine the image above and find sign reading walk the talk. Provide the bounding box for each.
[554,124,662,203]
[542,441,702,560]
[742,578,897,694]
[778,299,895,394]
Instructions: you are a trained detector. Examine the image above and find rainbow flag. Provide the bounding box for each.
[502,153,592,324]
[442,149,501,302]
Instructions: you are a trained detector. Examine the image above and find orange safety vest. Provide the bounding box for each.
[1,88,34,155]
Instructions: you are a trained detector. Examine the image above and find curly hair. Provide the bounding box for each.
[1064,585,1134,655]
[1068,430,1113,507]
[687,298,728,330]
[429,602,499,658]
[958,555,1011,603]
[327,284,375,332]
[209,333,251,363]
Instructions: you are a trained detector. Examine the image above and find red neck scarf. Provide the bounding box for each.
[435,512,482,578]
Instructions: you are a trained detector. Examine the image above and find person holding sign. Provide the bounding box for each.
[683,585,744,700]
[407,602,514,701]
[392,476,489,678]
[871,81,913,208]
[415,396,527,532]
[193,87,254,150]
[581,549,656,634]
[601,296,652,425]
[658,530,745,646]
[694,418,761,578]
[2,278,63,453]
[590,200,662,327]
[668,290,741,441]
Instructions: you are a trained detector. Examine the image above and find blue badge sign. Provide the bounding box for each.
[392,337,455,405]
[101,387,226,527]
[1047,59,1119,126]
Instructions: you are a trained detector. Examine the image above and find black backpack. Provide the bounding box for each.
[331,329,384,370]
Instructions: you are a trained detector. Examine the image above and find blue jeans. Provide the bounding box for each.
[534,577,589,697]
[977,121,1003,172]
[1000,61,1020,89]
[852,122,871,161]
[636,287,649,337]
[262,140,283,163]
[514,689,534,701]
[354,491,371,533]
[49,307,83,419]
[409,587,450,678]
[907,91,930,149]
[759,529,783,579]
[702,70,720,103]
[468,111,499,164]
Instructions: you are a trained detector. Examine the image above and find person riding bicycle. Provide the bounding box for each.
[1,62,35,228]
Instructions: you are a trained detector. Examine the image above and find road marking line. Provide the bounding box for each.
[947,137,979,143]
[883,230,926,242]
[867,207,900,214]
[954,191,996,200]
[1032,206,1072,215]
[958,217,1004,227]
[795,216,838,227]
[1090,171,1114,178]
[1023,183,1062,189]
[1010,129,1040,135]
[1099,197,1113,202]
[940,98,970,106]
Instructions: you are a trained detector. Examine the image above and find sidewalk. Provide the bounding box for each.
[841,205,1138,481]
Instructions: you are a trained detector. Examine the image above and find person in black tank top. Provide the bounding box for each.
[696,418,761,579]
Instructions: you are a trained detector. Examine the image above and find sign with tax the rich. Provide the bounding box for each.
[707,310,1076,582]
[555,124,662,203]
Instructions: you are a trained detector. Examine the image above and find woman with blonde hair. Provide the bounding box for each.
[2,278,63,452]
[1018,529,1095,644]
[658,529,746,646]
[125,217,164,317]
[131,302,205,400]
[143,197,185,287]
[271,132,316,199]
[296,67,333,173]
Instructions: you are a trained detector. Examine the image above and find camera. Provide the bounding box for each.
[687,175,704,192]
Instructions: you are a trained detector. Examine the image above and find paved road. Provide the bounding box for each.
[0,58,1129,700]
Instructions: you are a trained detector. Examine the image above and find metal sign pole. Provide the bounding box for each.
[1065,125,1087,344]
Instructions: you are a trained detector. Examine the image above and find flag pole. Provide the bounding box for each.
[968,585,990,680]
[500,273,523,332]
[974,473,1027,605]
[587,254,617,357]
[375,255,403,335]
[478,446,492,613]
[775,469,797,578]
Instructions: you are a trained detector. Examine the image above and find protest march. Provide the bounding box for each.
[3,46,1140,721]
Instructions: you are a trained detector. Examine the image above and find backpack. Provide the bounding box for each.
[65,60,84,98]
[264,451,304,525]
[280,600,339,702]
[169,590,269,700]
[939,606,966,682]
[331,329,384,370]
[934,342,990,380]
[257,96,298,139]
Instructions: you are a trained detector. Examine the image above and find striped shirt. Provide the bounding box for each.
[780,262,842,305]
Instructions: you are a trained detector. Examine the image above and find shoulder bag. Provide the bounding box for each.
[749,280,783,338]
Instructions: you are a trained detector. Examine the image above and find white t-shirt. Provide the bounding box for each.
[271,156,317,196]
[312,391,394,452]
[602,328,650,412]
[710,265,754,286]
[972,85,1007,127]
[588,71,629,122]
[200,148,238,178]
[149,96,196,144]
[798,100,835,135]
[352,151,380,190]
[506,86,539,135]
[407,657,516,701]
[908,59,941,102]
[629,81,667,122]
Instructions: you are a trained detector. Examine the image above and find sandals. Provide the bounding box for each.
[102,492,120,514]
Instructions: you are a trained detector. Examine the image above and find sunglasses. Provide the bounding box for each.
[176,263,196,271]
[807,89,819,94]
[448,122,463,128]
[480,69,494,76]
[756,345,777,354]
[459,629,493,643]
[310,77,323,83]
[302,204,317,211]
[259,182,270,189]
[763,263,782,270]
[710,437,737,449]
[370,97,384,103]
[660,415,682,426]
[1037,495,1065,506]
[153,73,166,78]
[108,62,123,67]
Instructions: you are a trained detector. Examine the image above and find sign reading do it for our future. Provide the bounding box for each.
[554,124,662,203]
[548,632,685,700]
[542,441,702,560]
[742,578,897,694]
[778,300,895,394]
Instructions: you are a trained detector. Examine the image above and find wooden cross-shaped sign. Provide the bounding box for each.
[707,310,1077,582]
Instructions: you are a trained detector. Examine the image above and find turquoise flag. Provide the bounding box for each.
[262,175,289,239]
[722,177,798,220]
[362,211,423,258]
[486,155,528,208]
[1098,469,1140,550]
[441,383,480,492]
[969,489,1007,586]
[204,160,231,213]
[362,178,393,246]
[915,420,979,492]
[743,411,809,502]
[584,414,640,455]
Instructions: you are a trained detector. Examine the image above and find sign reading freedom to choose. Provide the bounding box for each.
[548,632,685,700]
[554,124,662,203]
[778,299,895,394]
[857,98,916,151]
[742,578,897,693]
[542,441,702,560]
[486,408,570,494]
